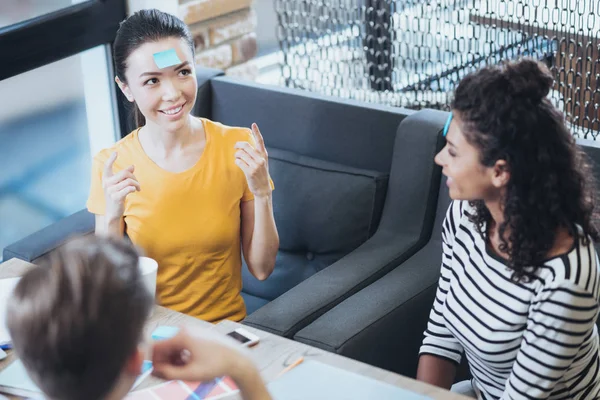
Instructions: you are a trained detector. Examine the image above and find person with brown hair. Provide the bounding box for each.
[6,236,271,400]
[417,58,600,399]
[89,8,279,323]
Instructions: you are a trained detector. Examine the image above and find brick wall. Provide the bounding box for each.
[128,0,259,80]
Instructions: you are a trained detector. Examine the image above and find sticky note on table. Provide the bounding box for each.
[153,48,182,69]
[141,360,153,374]
[151,326,179,341]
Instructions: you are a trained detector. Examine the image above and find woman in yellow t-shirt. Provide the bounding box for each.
[87,9,279,323]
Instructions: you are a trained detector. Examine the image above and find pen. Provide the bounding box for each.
[276,356,304,378]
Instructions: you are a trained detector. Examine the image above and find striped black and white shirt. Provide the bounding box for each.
[420,201,600,399]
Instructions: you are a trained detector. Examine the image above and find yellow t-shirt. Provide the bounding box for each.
[87,118,261,322]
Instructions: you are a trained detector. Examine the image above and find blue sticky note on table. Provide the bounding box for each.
[141,360,153,374]
[153,48,182,69]
[151,326,179,341]
[133,360,154,388]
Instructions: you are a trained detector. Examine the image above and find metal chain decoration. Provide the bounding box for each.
[274,0,600,138]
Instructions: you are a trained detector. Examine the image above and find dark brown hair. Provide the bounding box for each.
[113,9,195,128]
[452,58,599,282]
[7,236,153,400]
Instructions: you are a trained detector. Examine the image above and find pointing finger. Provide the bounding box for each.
[251,123,266,153]
[103,152,118,179]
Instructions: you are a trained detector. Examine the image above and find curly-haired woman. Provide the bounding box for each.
[417,59,600,399]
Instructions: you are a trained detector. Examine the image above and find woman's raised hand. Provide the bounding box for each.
[234,123,272,199]
[102,152,140,219]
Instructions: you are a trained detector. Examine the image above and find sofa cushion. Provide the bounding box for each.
[242,147,389,303]
[241,292,270,315]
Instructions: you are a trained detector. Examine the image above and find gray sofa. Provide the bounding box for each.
[292,138,600,379]
[3,68,447,337]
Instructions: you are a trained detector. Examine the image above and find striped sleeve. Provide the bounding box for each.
[500,281,600,399]
[419,201,465,364]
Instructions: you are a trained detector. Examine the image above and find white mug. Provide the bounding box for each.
[138,256,158,300]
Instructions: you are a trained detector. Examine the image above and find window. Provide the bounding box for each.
[254,0,279,56]
[0,0,125,259]
[0,46,119,260]
[0,1,92,29]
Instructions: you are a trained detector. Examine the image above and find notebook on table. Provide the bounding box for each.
[0,359,153,399]
[267,360,433,400]
[0,360,43,399]
[0,277,20,346]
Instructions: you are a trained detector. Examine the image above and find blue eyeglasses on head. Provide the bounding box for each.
[443,113,452,137]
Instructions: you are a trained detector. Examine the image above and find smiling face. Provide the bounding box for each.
[116,37,197,132]
[434,113,509,201]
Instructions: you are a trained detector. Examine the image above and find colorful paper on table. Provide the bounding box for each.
[126,376,239,400]
[153,48,182,69]
[268,360,433,400]
[0,277,20,344]
[151,326,179,341]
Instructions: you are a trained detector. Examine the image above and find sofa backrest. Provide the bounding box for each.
[242,148,389,303]
[208,76,413,173]
[204,76,415,309]
[375,110,447,240]
[430,177,452,244]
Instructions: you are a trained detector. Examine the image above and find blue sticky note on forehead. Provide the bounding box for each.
[153,48,182,69]
[443,112,453,137]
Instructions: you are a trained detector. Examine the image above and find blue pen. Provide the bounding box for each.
[0,342,12,350]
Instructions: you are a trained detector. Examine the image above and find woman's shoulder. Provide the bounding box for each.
[443,200,476,234]
[541,232,599,296]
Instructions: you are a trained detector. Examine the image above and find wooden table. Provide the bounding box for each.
[0,258,469,399]
[213,320,471,400]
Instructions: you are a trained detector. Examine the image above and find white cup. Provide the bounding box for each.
[138,257,158,300]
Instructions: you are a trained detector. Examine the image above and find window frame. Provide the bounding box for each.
[0,0,126,81]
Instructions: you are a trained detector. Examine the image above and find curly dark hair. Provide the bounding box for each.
[451,58,599,282]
